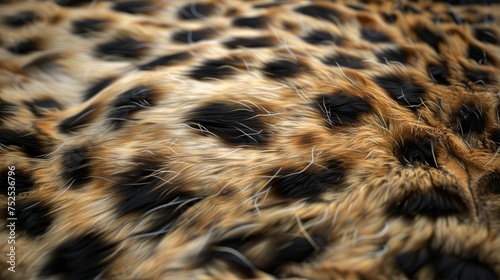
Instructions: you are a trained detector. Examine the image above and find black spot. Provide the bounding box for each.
[8,39,39,55]
[395,249,431,277]
[302,30,342,45]
[189,59,237,80]
[139,52,190,71]
[108,86,156,128]
[270,161,345,200]
[62,147,91,188]
[172,28,216,43]
[376,48,409,64]
[253,3,281,8]
[14,200,52,237]
[389,188,467,218]
[492,129,500,146]
[113,0,153,14]
[55,0,97,6]
[274,237,323,263]
[485,173,500,194]
[178,3,215,19]
[322,53,364,69]
[346,4,369,11]
[72,19,107,36]
[223,37,274,48]
[415,26,442,52]
[83,77,116,101]
[112,161,201,225]
[453,104,485,135]
[403,4,421,14]
[232,16,267,28]
[22,54,60,72]
[95,38,147,59]
[188,102,268,146]
[295,5,343,23]
[24,98,61,117]
[375,75,426,107]
[361,27,391,43]
[313,94,372,126]
[469,44,491,65]
[464,69,492,85]
[0,169,35,195]
[382,13,397,24]
[474,28,498,44]
[197,236,256,278]
[39,234,115,280]
[0,129,46,158]
[398,139,438,167]
[4,11,38,27]
[434,256,497,280]
[263,60,301,78]
[58,106,96,133]
[428,63,450,85]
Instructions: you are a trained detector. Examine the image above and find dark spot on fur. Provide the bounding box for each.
[172,28,216,43]
[113,0,154,14]
[39,233,115,280]
[434,256,497,280]
[108,86,156,129]
[8,39,39,55]
[62,147,91,188]
[295,5,343,23]
[395,249,430,277]
[415,26,442,52]
[83,77,116,101]
[24,98,61,117]
[232,16,267,28]
[361,27,391,43]
[0,169,35,195]
[469,44,491,65]
[302,30,342,45]
[375,75,426,107]
[453,104,485,135]
[464,69,492,85]
[253,3,281,8]
[389,188,467,218]
[403,4,421,14]
[189,59,237,80]
[382,13,397,24]
[398,139,438,167]
[474,28,498,44]
[223,36,274,48]
[72,19,108,36]
[13,200,52,237]
[434,0,500,5]
[323,53,364,69]
[376,48,409,64]
[0,129,46,157]
[263,60,301,78]
[270,161,344,200]
[58,106,96,133]
[178,3,215,20]
[95,38,147,59]
[313,94,372,126]
[428,63,450,85]
[0,99,17,125]
[4,11,38,27]
[484,172,500,194]
[188,102,268,146]
[492,129,500,146]
[55,0,96,6]
[139,52,190,70]
[346,4,369,11]
[22,54,60,73]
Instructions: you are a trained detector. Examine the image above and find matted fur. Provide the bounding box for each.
[0,0,499,279]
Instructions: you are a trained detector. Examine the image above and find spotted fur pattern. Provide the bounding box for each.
[0,0,500,279]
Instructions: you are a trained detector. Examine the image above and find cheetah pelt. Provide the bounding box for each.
[1,0,500,279]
